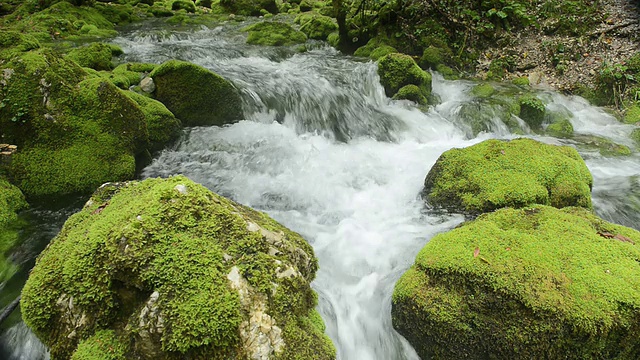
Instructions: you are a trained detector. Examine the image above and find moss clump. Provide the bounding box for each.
[124,91,182,152]
[632,128,640,147]
[423,138,593,214]
[220,0,278,16]
[512,76,530,86]
[295,13,337,40]
[149,60,242,127]
[354,38,397,61]
[546,118,574,138]
[623,105,640,124]
[171,0,195,13]
[377,53,431,100]
[392,84,427,105]
[471,83,496,98]
[0,30,40,58]
[70,330,127,360]
[419,46,447,69]
[573,135,632,157]
[66,42,121,71]
[393,205,640,360]
[518,94,546,129]
[21,176,333,359]
[1,49,149,198]
[242,21,307,46]
[0,178,27,283]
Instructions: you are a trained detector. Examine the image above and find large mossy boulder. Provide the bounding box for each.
[149,60,243,127]
[0,49,149,198]
[242,21,307,46]
[21,176,335,360]
[295,13,337,41]
[393,205,640,359]
[220,0,278,16]
[423,138,593,214]
[124,91,182,152]
[65,42,121,71]
[377,53,431,100]
[0,178,27,283]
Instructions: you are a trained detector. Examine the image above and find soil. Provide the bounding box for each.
[475,0,640,93]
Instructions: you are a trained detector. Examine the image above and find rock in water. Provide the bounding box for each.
[21,176,335,360]
[149,60,243,127]
[423,138,593,214]
[393,205,640,359]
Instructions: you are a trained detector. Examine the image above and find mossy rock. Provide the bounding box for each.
[0,178,28,283]
[545,118,574,138]
[377,53,431,100]
[0,49,149,198]
[419,46,445,69]
[124,91,182,152]
[632,128,640,147]
[423,138,593,214]
[393,205,640,360]
[171,0,195,12]
[242,21,307,46]
[66,42,121,71]
[471,83,496,98]
[149,60,243,127]
[392,84,427,105]
[354,38,397,61]
[573,135,632,157]
[0,30,40,58]
[623,105,640,125]
[518,94,546,129]
[220,0,278,16]
[512,76,530,86]
[21,176,335,360]
[296,13,337,41]
[71,330,128,360]
[456,101,516,137]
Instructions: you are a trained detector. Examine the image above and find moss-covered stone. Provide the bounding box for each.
[392,84,427,105]
[70,330,127,360]
[512,76,530,86]
[572,135,632,157]
[471,83,496,98]
[546,118,574,138]
[171,0,195,13]
[220,0,278,16]
[0,178,27,283]
[518,94,546,129]
[0,49,149,198]
[66,42,121,71]
[295,13,337,41]
[377,53,431,100]
[354,39,397,61]
[632,128,640,147]
[21,176,334,360]
[623,105,640,125]
[423,138,593,214]
[419,46,445,69]
[0,30,40,58]
[393,205,640,360]
[124,91,182,152]
[242,21,307,46]
[149,60,242,127]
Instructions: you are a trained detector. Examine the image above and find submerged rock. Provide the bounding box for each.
[149,60,243,127]
[423,138,593,214]
[393,205,640,359]
[21,176,335,360]
[377,53,431,101]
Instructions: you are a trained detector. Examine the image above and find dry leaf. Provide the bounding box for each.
[614,234,635,244]
[473,247,480,258]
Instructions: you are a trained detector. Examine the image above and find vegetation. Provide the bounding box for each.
[0,178,27,283]
[423,138,593,214]
[242,21,307,46]
[377,53,431,100]
[393,205,640,359]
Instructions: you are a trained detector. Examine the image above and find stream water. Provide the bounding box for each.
[1,18,639,360]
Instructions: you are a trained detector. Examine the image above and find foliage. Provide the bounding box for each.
[377,53,431,98]
[242,21,307,46]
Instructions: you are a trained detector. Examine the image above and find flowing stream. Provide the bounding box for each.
[1,18,639,359]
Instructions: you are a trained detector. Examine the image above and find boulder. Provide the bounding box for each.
[220,0,278,16]
[0,49,149,198]
[0,178,27,283]
[518,94,546,129]
[295,13,337,41]
[393,205,640,359]
[149,60,243,127]
[65,43,122,71]
[21,176,335,360]
[377,53,431,100]
[423,138,593,214]
[124,91,182,152]
[242,21,307,46]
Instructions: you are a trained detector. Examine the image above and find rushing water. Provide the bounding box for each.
[2,18,639,359]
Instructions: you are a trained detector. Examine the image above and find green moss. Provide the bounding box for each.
[392,84,427,105]
[632,129,640,147]
[21,176,331,359]
[66,42,118,71]
[220,0,278,16]
[377,53,432,99]
[326,32,339,47]
[518,94,546,129]
[112,64,143,87]
[368,45,396,61]
[0,178,27,283]
[419,46,446,69]
[546,118,574,138]
[295,13,337,41]
[423,138,593,214]
[149,60,242,127]
[124,91,182,152]
[623,105,640,124]
[471,83,496,98]
[71,330,128,360]
[393,205,640,359]
[573,135,633,157]
[512,76,530,86]
[171,0,195,12]
[0,30,40,58]
[242,21,307,46]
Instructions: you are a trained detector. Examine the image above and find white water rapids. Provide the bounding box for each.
[1,19,639,359]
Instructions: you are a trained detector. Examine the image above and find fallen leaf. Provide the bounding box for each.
[92,202,108,215]
[614,234,635,244]
[597,231,614,238]
[473,247,480,258]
